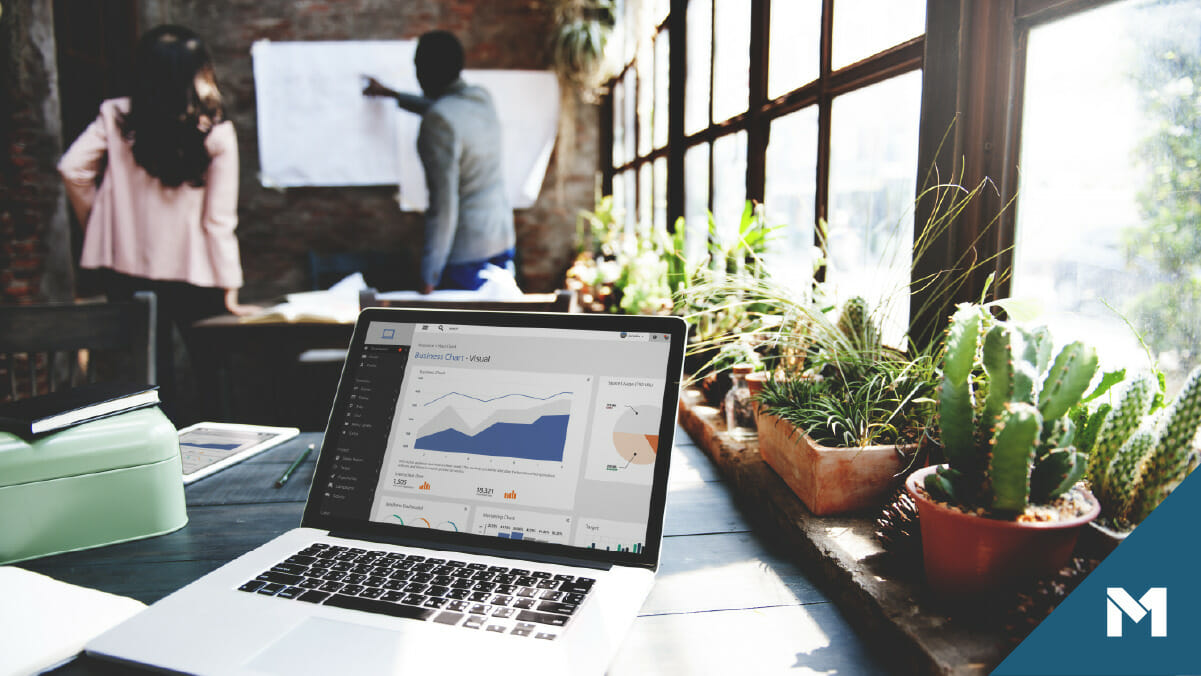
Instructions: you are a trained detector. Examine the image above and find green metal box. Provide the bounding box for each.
[0,407,187,565]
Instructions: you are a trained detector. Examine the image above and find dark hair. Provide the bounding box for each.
[415,31,464,94]
[120,25,223,188]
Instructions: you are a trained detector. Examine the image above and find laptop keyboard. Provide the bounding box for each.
[237,543,595,641]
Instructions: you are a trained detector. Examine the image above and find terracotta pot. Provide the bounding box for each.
[1077,519,1130,561]
[745,371,768,397]
[906,464,1100,598]
[757,409,912,516]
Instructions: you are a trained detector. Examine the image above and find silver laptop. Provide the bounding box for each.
[88,307,687,675]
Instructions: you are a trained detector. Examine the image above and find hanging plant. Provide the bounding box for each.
[550,0,615,100]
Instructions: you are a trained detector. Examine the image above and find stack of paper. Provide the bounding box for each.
[0,567,145,675]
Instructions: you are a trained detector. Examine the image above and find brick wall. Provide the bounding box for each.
[1,0,72,305]
[134,0,596,298]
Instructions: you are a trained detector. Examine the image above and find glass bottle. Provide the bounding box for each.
[724,364,758,438]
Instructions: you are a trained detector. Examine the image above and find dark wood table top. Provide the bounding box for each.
[18,429,891,675]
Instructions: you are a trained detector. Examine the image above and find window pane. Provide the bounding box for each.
[686,0,713,135]
[653,29,670,149]
[639,163,653,231]
[712,131,748,243]
[768,0,821,98]
[622,69,637,162]
[653,156,668,232]
[612,169,627,226]
[1013,0,1201,392]
[712,0,750,123]
[765,107,819,287]
[685,143,711,263]
[612,79,627,166]
[622,170,637,231]
[637,49,654,155]
[827,71,922,345]
[832,0,924,70]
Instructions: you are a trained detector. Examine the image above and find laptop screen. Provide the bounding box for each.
[303,308,686,569]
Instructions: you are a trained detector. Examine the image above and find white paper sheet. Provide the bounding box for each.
[0,567,145,676]
[251,40,559,209]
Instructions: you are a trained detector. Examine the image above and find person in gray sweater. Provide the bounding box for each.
[364,31,516,293]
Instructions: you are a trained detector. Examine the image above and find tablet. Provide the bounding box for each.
[177,422,301,484]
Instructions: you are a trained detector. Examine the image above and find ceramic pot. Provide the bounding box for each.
[906,464,1100,598]
[757,410,912,516]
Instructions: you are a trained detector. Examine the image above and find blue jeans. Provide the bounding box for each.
[438,248,516,290]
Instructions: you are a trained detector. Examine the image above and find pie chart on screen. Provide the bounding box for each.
[612,405,660,465]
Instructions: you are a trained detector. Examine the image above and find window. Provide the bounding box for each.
[1011,0,1201,390]
[827,71,922,343]
[604,0,923,339]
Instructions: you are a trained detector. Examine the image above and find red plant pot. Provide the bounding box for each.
[906,464,1100,598]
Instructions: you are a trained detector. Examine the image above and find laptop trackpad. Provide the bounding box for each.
[246,617,399,675]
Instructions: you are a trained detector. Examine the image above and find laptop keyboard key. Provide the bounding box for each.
[560,578,595,594]
[537,601,578,615]
[433,611,463,626]
[323,594,434,621]
[516,610,568,627]
[257,571,303,586]
[298,590,330,603]
[463,615,486,629]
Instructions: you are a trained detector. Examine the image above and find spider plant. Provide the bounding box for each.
[755,313,938,449]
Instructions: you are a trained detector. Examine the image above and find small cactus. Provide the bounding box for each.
[1088,366,1201,528]
[926,303,1098,516]
[837,296,881,353]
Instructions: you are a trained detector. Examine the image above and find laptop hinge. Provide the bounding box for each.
[327,531,614,571]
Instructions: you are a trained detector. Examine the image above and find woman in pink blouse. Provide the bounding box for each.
[59,24,255,419]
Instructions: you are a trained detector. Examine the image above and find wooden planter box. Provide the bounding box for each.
[756,409,912,516]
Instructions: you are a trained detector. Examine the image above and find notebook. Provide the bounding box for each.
[87,307,687,675]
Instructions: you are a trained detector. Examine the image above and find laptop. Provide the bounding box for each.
[87,307,687,675]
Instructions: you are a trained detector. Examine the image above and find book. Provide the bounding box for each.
[0,382,160,438]
[0,566,145,675]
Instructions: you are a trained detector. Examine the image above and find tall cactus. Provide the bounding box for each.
[1087,366,1201,528]
[1128,368,1201,524]
[1087,373,1154,501]
[926,303,1099,516]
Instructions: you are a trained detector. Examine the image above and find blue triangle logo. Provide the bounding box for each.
[993,468,1201,675]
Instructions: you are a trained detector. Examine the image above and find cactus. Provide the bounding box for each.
[1086,373,1153,499]
[1087,366,1201,528]
[837,296,880,353]
[925,303,1099,516]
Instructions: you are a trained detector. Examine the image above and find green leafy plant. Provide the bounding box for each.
[755,297,937,448]
[567,194,679,315]
[924,303,1102,517]
[1083,366,1201,528]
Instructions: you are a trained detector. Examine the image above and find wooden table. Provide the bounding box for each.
[21,429,889,675]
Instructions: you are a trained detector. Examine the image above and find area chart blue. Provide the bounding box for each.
[415,415,569,462]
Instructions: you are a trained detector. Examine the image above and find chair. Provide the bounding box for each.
[0,292,156,401]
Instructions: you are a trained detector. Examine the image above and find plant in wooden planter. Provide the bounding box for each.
[909,303,1103,598]
[755,298,937,516]
[1078,365,1201,552]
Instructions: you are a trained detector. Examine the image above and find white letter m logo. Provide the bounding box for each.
[1107,587,1167,637]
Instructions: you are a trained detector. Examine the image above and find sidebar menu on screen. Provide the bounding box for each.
[319,343,408,519]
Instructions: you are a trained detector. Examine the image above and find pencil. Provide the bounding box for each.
[275,443,314,488]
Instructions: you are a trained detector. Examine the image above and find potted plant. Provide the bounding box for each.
[756,297,936,515]
[1079,365,1201,554]
[908,303,1103,598]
